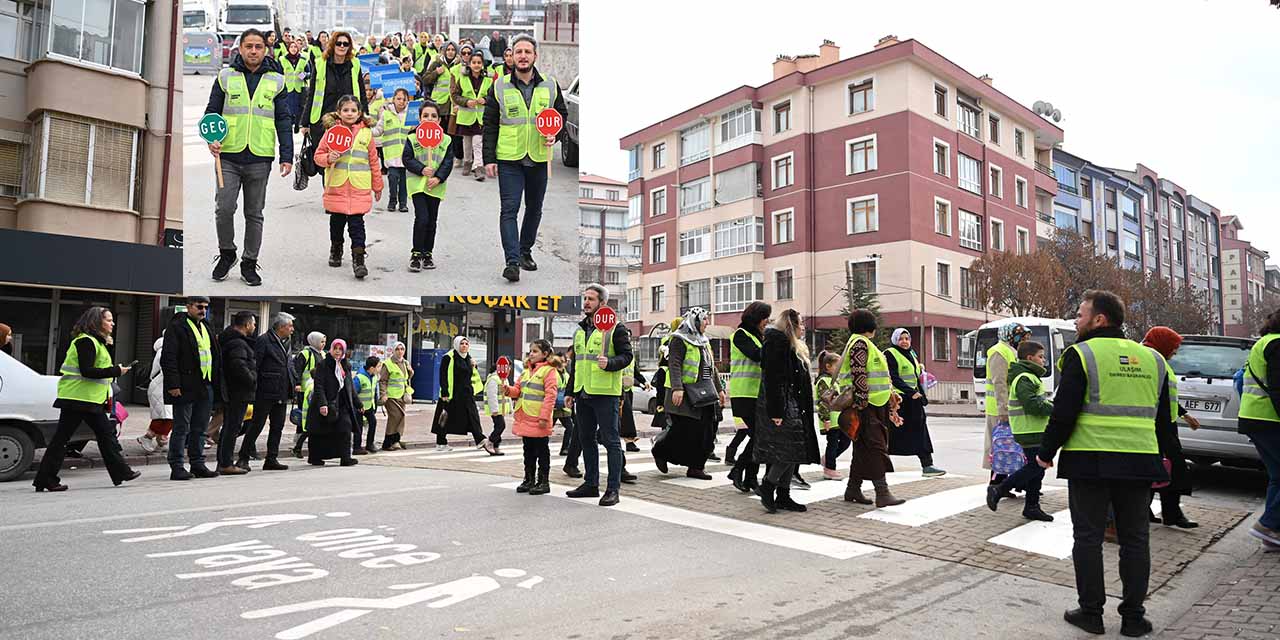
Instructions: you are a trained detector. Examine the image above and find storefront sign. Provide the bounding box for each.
[415,318,459,337]
[445,296,566,312]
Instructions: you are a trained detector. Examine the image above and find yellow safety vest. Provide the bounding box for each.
[440,350,483,399]
[485,373,513,416]
[814,375,842,430]
[381,107,409,163]
[187,318,212,382]
[886,347,923,391]
[838,334,891,407]
[355,371,376,410]
[573,327,622,397]
[324,126,373,190]
[384,359,407,399]
[1240,334,1280,424]
[57,334,112,404]
[308,55,362,123]
[405,133,451,199]
[1059,338,1162,454]
[984,341,1018,416]
[516,365,556,418]
[454,72,493,126]
[218,67,284,157]
[728,329,762,399]
[430,60,455,105]
[1008,371,1048,437]
[493,72,559,164]
[279,56,306,92]
[675,340,707,386]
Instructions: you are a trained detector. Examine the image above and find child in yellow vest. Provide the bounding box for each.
[314,95,384,280]
[402,100,454,272]
[502,339,561,495]
[815,351,851,480]
[382,88,411,213]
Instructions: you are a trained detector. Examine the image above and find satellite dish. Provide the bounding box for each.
[1033,100,1046,113]
[1051,109,1062,122]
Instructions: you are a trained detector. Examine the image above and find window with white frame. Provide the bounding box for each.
[580,238,601,255]
[1,0,38,61]
[631,243,643,259]
[606,242,620,257]
[847,77,874,114]
[1017,227,1030,255]
[934,84,948,117]
[579,268,595,282]
[626,195,641,227]
[932,327,951,361]
[988,114,1000,144]
[958,153,981,194]
[772,209,794,244]
[937,262,951,298]
[651,284,665,312]
[579,186,593,198]
[771,153,793,189]
[959,210,983,250]
[960,267,979,308]
[652,143,666,170]
[848,259,877,292]
[679,176,711,214]
[989,164,1003,198]
[606,209,626,230]
[847,195,878,234]
[1123,231,1140,260]
[935,197,951,235]
[579,209,600,227]
[606,270,621,285]
[650,187,666,217]
[606,189,620,201]
[990,218,1004,251]
[846,134,877,174]
[714,163,757,205]
[626,288,641,321]
[679,122,709,165]
[958,334,974,368]
[0,140,22,197]
[28,112,140,210]
[678,279,711,310]
[650,234,667,264]
[719,104,760,144]
[933,139,949,176]
[959,103,980,138]
[714,216,765,258]
[713,273,765,314]
[49,0,146,73]
[776,269,794,300]
[1015,176,1028,208]
[678,225,711,264]
[1014,129,1025,158]
[773,101,791,133]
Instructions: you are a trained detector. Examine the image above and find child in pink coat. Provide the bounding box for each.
[502,339,560,495]
[314,95,384,279]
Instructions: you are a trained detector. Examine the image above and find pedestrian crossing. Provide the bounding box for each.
[988,509,1074,559]
[861,483,1064,528]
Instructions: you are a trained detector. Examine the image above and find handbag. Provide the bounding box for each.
[1152,457,1174,489]
[403,389,414,404]
[683,377,719,408]
[298,131,319,178]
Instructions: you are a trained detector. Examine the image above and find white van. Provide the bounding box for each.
[970,317,1078,411]
[0,350,65,481]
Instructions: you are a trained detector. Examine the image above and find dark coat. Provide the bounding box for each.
[885,345,933,457]
[254,331,296,403]
[433,350,481,436]
[306,354,358,460]
[161,312,221,405]
[302,56,369,127]
[218,326,257,404]
[204,53,293,165]
[752,328,820,466]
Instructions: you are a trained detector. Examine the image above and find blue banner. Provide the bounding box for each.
[357,53,381,69]
[379,72,417,99]
[405,100,423,127]
[367,63,401,90]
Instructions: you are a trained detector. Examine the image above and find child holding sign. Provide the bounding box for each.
[402,101,453,272]
[502,339,561,495]
[313,95,383,280]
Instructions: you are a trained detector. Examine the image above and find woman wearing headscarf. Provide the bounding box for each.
[305,339,359,467]
[420,41,460,133]
[379,341,414,450]
[984,321,1031,492]
[1142,326,1200,528]
[726,301,771,493]
[432,335,497,454]
[292,330,327,458]
[653,307,725,480]
[752,309,820,513]
[137,330,173,454]
[885,328,946,477]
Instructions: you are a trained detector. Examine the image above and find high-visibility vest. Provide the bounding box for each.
[573,327,622,397]
[886,347,922,391]
[485,373,512,416]
[384,359,407,399]
[1240,334,1280,424]
[1008,371,1049,437]
[814,375,841,430]
[405,133,451,199]
[57,334,112,404]
[300,348,319,384]
[381,107,409,163]
[984,341,1018,416]
[454,72,493,126]
[656,333,673,387]
[728,328,762,399]
[430,61,455,105]
[368,97,384,144]
[1059,338,1162,454]
[623,360,636,392]
[493,72,558,164]
[838,334,891,407]
[280,56,306,92]
[187,318,213,381]
[218,67,284,157]
[675,340,710,385]
[301,376,314,431]
[516,366,556,418]
[323,126,373,190]
[308,55,362,123]
[412,45,428,73]
[355,371,375,410]
[440,350,483,399]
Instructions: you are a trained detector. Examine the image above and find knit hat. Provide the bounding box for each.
[1141,326,1183,360]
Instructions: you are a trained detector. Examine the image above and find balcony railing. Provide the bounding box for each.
[1058,183,1078,196]
[1035,162,1055,178]
[1037,211,1054,224]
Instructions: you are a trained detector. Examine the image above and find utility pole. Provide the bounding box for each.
[919,264,926,359]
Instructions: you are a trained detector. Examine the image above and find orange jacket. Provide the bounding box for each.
[314,115,384,215]
[504,358,560,438]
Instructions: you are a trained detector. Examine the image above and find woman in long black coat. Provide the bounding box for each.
[884,328,945,477]
[753,309,820,514]
[431,335,494,453]
[652,307,725,480]
[305,339,358,467]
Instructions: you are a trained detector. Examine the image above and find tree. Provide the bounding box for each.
[827,271,890,355]
[969,249,1063,318]
[1122,269,1214,340]
[1242,291,1280,337]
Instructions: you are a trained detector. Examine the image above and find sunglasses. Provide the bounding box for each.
[191,304,209,309]
[336,41,351,48]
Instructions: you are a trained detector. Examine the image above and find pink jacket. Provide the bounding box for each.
[314,115,384,216]
[504,359,559,438]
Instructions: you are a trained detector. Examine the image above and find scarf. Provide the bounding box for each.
[672,307,710,348]
[391,341,406,364]
[332,339,347,389]
[891,328,910,345]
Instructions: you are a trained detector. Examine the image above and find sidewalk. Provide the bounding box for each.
[1160,545,1280,639]
[926,402,983,418]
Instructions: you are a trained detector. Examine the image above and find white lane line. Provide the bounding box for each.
[987,509,1074,559]
[417,450,494,460]
[489,482,879,560]
[860,483,1063,527]
[375,448,456,458]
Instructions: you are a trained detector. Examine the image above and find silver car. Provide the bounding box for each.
[1168,335,1259,468]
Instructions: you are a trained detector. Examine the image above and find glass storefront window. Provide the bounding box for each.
[4,300,52,373]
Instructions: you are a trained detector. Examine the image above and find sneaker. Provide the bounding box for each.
[156,436,169,449]
[423,253,436,270]
[435,444,452,452]
[921,466,947,477]
[790,474,811,490]
[409,253,422,272]
[240,258,262,286]
[136,435,158,454]
[398,205,408,213]
[1250,521,1280,546]
[822,467,843,481]
[211,250,237,281]
[503,265,520,282]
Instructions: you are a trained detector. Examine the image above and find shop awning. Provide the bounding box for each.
[0,229,181,294]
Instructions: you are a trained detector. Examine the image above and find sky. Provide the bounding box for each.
[579,0,1280,256]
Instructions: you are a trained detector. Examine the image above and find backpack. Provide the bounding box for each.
[989,420,1026,475]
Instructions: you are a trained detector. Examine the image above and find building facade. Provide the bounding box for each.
[578,174,637,315]
[618,37,1063,384]
[1219,217,1269,337]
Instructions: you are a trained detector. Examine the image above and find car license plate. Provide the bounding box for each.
[1184,399,1221,413]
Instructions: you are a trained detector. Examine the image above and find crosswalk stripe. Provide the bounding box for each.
[662,470,735,488]
[987,509,1074,559]
[416,450,493,460]
[488,481,881,560]
[859,483,1064,527]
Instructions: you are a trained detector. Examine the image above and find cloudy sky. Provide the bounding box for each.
[579,0,1280,255]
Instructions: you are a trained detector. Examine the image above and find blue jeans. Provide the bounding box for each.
[169,383,213,469]
[824,429,851,470]
[497,161,548,266]
[1249,429,1280,530]
[386,167,407,208]
[577,394,623,492]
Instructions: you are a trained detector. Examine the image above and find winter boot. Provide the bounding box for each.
[212,250,238,281]
[516,464,535,493]
[529,467,550,495]
[352,247,368,279]
[874,480,906,507]
[757,480,778,514]
[728,462,751,494]
[744,462,760,491]
[844,475,872,504]
[776,483,807,512]
[328,241,343,267]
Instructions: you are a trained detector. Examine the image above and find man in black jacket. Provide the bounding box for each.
[162,296,222,480]
[1036,290,1169,638]
[217,311,257,475]
[240,312,295,471]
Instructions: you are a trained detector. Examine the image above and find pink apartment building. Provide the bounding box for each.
[1220,216,1269,337]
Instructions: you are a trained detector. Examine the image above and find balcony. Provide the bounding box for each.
[1035,162,1054,178]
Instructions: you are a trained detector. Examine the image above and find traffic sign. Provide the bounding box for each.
[593,306,618,333]
[416,121,444,148]
[496,356,511,380]
[325,124,354,154]
[198,113,228,144]
[535,108,563,137]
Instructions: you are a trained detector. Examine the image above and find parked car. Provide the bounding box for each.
[1168,334,1259,468]
[0,350,84,482]
[562,75,578,167]
[633,372,657,414]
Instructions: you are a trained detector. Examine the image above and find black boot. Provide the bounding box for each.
[758,480,778,513]
[516,464,535,493]
[744,462,760,491]
[728,462,751,494]
[1023,495,1055,521]
[328,241,343,267]
[212,250,238,281]
[352,247,368,279]
[776,483,807,512]
[239,258,262,286]
[529,467,550,495]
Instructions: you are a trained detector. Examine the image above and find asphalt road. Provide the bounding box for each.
[181,74,578,295]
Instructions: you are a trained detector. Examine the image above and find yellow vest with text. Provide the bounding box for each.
[279,56,306,92]
[838,334,891,407]
[573,328,622,397]
[728,329,762,399]
[1059,338,1162,454]
[493,72,559,164]
[324,126,373,190]
[886,347,922,391]
[405,133,451,199]
[308,55,362,123]
[984,341,1018,416]
[430,61,455,105]
[218,67,285,157]
[381,107,409,163]
[57,334,112,404]
[1240,334,1280,424]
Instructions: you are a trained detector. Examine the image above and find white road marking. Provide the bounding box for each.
[987,509,1074,559]
[490,482,879,560]
[417,450,494,460]
[859,483,1063,527]
[662,470,735,488]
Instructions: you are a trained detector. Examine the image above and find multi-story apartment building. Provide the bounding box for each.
[619,36,1062,384]
[1219,216,1269,337]
[579,174,638,315]
[1266,264,1280,297]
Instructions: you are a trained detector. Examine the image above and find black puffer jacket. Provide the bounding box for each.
[218,326,257,403]
[752,328,819,465]
[161,312,221,404]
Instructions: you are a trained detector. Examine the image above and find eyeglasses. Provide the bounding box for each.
[192,304,209,309]
[336,41,351,48]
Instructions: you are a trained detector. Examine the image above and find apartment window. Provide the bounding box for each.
[958,154,981,194]
[988,114,1000,144]
[1123,231,1140,260]
[679,176,711,214]
[1015,176,1027,208]
[650,234,667,264]
[772,209,794,245]
[605,242,620,257]
[626,288,641,321]
[1054,165,1077,192]
[49,0,145,73]
[627,146,641,181]
[579,187,593,198]
[579,268,595,282]
[1145,229,1158,255]
[935,197,951,236]
[632,243,643,259]
[1014,129,1025,158]
[581,238,601,255]
[714,273,765,314]
[714,163,757,205]
[846,195,879,235]
[847,78,874,115]
[579,209,600,227]
[773,101,791,133]
[845,134,877,175]
[990,218,1004,251]
[606,270,621,285]
[848,260,877,292]
[933,139,949,176]
[29,112,139,210]
[959,210,983,250]
[0,140,22,197]
[1017,227,1030,255]
[1080,176,1093,199]
[1,0,37,61]
[771,153,793,189]
[604,210,626,231]
[679,122,710,165]
[1081,218,1094,241]
[934,84,948,117]
[1120,195,1138,221]
[721,105,761,143]
[936,262,951,298]
[678,279,711,310]
[959,104,981,138]
[1173,238,1184,264]
[651,285,665,312]
[606,189,620,201]
[776,269,794,300]
[960,267,979,309]
[650,187,666,217]
[625,194,641,226]
[988,164,1003,198]
[678,225,711,264]
[932,327,951,361]
[652,143,666,170]
[714,216,765,257]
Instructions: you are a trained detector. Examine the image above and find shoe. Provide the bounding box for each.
[1023,507,1055,522]
[219,465,248,475]
[352,448,368,455]
[503,265,520,282]
[436,444,453,452]
[409,253,422,272]
[136,435,158,453]
[566,483,599,498]
[529,468,550,495]
[791,474,811,490]
[921,466,947,477]
[516,466,535,493]
[35,483,69,492]
[724,454,737,465]
[235,457,251,471]
[114,469,142,486]
[170,467,193,481]
[366,445,379,454]
[423,253,436,269]
[823,467,844,481]
[474,173,485,182]
[292,446,303,458]
[519,254,538,271]
[729,466,751,494]
[758,480,778,514]
[845,480,872,504]
[340,458,358,467]
[986,484,1003,512]
[1120,617,1153,638]
[240,258,262,286]
[480,440,499,455]
[1063,609,1105,635]
[212,250,237,281]
[626,442,640,453]
[263,458,289,471]
[352,247,368,279]
[64,449,83,459]
[875,486,906,507]
[686,468,713,480]
[1149,511,1161,524]
[191,465,219,478]
[598,489,619,507]
[1250,521,1280,546]
[398,205,408,213]
[563,465,582,478]
[776,488,807,512]
[328,241,343,267]
[653,456,668,474]
[621,470,637,484]
[707,452,721,463]
[1163,516,1199,529]
[309,459,326,466]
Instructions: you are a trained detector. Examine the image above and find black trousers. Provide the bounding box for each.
[1068,479,1151,619]
[218,401,249,468]
[489,415,507,447]
[242,400,287,460]
[523,436,550,473]
[620,391,637,439]
[411,193,442,254]
[35,407,132,486]
[561,414,582,467]
[353,407,377,450]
